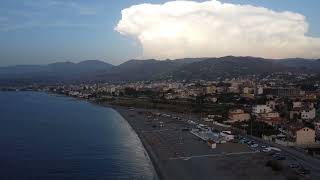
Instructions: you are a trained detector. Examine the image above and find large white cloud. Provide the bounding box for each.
[115,0,320,59]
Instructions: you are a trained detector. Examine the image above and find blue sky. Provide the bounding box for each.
[0,0,319,66]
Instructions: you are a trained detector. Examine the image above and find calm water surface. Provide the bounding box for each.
[0,91,156,180]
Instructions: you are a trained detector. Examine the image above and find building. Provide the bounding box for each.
[252,105,273,115]
[227,109,250,123]
[206,86,217,94]
[262,112,280,119]
[315,122,320,139]
[216,86,226,93]
[255,86,264,95]
[295,127,316,145]
[164,93,177,100]
[228,86,240,93]
[243,87,254,94]
[301,108,316,120]
[204,96,218,103]
[293,101,302,108]
[266,100,276,110]
[257,112,282,126]
[288,124,316,145]
[263,87,301,97]
[207,140,217,149]
[289,110,300,120]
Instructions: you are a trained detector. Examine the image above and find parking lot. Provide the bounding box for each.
[239,135,315,179]
[139,111,253,159]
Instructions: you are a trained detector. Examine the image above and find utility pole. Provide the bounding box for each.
[251,118,253,136]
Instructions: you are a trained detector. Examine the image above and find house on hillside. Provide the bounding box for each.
[252,105,272,115]
[227,109,250,123]
[288,125,315,146]
[257,112,282,126]
[301,108,316,120]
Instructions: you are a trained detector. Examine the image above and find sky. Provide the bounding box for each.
[0,0,319,66]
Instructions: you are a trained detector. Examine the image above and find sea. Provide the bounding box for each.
[0,91,157,180]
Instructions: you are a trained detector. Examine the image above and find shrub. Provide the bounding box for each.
[266,160,283,172]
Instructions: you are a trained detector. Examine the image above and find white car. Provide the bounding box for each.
[250,144,259,148]
[262,148,271,152]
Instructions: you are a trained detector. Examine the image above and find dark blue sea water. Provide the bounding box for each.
[0,91,157,180]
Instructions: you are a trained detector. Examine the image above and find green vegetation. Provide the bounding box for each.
[234,118,278,137]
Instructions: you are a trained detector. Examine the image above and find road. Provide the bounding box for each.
[208,121,320,179]
[246,134,320,179]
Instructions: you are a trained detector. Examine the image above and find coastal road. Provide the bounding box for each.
[246,135,320,179]
[209,121,320,178]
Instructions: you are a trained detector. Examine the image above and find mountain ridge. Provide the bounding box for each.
[1,57,320,84]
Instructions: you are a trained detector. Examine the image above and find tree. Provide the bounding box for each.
[124,87,137,97]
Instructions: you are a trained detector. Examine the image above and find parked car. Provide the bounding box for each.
[276,156,286,160]
[262,148,271,152]
[250,144,259,148]
[272,153,286,160]
[246,141,253,145]
[289,163,300,168]
[298,168,311,175]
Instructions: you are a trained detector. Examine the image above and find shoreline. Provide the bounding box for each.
[109,104,165,180]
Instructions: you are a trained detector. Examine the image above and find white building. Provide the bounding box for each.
[69,91,80,96]
[266,100,276,110]
[301,108,316,120]
[293,102,302,109]
[252,105,273,115]
[256,86,263,95]
[261,112,280,119]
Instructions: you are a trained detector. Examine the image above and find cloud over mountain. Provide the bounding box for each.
[115,0,320,59]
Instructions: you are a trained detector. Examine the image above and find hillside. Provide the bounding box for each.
[97,59,201,82]
[166,56,297,80]
[0,60,114,84]
[1,56,319,84]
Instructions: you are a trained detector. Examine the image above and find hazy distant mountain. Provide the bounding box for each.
[96,56,319,81]
[0,60,113,84]
[46,60,113,75]
[1,56,319,85]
